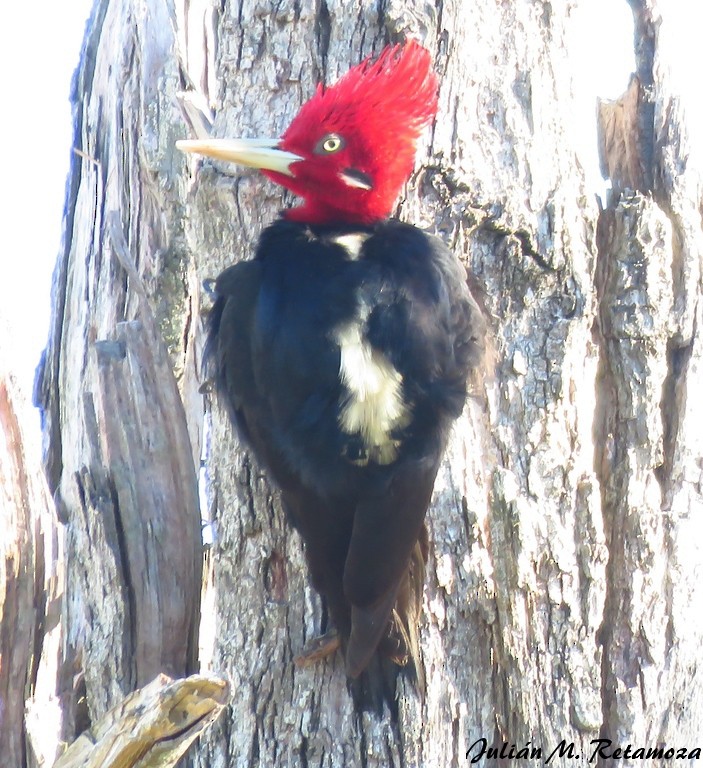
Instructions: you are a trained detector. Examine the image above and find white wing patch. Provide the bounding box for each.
[334,312,410,465]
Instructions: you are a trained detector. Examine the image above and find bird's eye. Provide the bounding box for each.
[316,134,345,154]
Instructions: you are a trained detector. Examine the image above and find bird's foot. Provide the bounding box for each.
[378,632,409,667]
[294,630,341,667]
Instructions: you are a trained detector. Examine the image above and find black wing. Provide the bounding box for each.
[207,259,303,492]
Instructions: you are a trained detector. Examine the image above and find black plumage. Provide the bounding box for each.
[207,217,486,695]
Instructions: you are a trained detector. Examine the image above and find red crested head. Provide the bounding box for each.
[270,40,439,225]
[176,42,438,225]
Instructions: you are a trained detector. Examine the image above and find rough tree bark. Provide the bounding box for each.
[28,1,203,762]
[594,0,703,751]
[6,0,697,765]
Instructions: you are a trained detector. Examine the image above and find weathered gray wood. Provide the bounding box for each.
[34,0,203,753]
[25,0,703,765]
[594,0,703,751]
[53,674,229,768]
[0,370,44,767]
[0,347,67,768]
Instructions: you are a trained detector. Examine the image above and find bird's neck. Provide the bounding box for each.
[282,198,389,227]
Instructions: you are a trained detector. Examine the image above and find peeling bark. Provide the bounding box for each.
[32,0,203,756]
[53,674,229,768]
[0,373,42,768]
[0,356,64,767]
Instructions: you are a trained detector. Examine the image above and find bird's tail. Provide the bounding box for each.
[348,527,429,713]
[380,526,428,689]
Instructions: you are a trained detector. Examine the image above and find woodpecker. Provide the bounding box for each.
[178,41,486,701]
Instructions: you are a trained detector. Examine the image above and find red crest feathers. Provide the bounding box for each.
[275,41,440,224]
[305,39,439,141]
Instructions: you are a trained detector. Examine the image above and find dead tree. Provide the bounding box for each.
[0,0,697,765]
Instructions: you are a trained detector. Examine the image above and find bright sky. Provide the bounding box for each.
[0,0,94,402]
[0,0,644,413]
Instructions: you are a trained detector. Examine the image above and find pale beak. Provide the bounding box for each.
[176,138,303,177]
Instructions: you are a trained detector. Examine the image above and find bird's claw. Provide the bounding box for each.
[294,630,341,667]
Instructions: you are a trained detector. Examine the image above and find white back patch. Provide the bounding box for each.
[334,312,410,465]
[331,233,370,261]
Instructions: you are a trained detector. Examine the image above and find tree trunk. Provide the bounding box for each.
[594,0,703,751]
[30,0,203,761]
[17,0,700,765]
